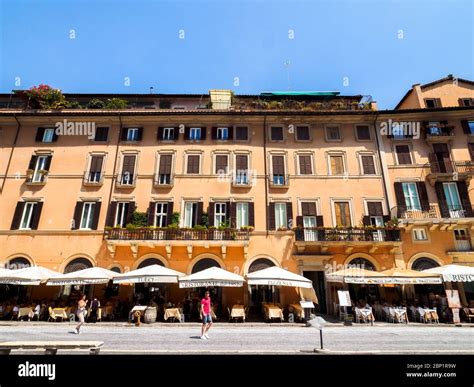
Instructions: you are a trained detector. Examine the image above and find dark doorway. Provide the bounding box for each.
[303,271,327,314]
[248,259,277,318]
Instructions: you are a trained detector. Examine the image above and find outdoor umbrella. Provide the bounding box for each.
[113,264,185,284]
[178,267,245,288]
[246,266,313,288]
[423,264,474,283]
[0,266,61,285]
[46,267,116,285]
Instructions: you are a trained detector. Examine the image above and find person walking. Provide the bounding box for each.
[200,291,212,340]
[74,295,87,334]
[89,297,100,323]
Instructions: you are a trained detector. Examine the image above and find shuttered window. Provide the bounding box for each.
[361,155,376,175]
[235,126,248,140]
[270,126,284,141]
[159,155,172,174]
[367,202,383,216]
[272,155,285,174]
[330,155,344,175]
[296,126,310,141]
[395,145,412,165]
[356,125,371,140]
[301,202,317,216]
[215,155,228,174]
[187,155,200,174]
[298,155,312,175]
[334,202,351,227]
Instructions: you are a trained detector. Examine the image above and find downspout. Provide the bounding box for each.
[103,113,122,239]
[263,114,269,236]
[1,114,21,193]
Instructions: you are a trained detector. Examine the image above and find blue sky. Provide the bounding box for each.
[0,0,472,108]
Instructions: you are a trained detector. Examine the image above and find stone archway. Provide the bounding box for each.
[191,258,221,273]
[64,258,93,273]
[137,258,165,269]
[411,257,440,271]
[347,257,376,271]
[7,257,32,270]
[248,258,275,273]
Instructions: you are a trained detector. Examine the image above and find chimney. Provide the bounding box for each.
[209,89,233,110]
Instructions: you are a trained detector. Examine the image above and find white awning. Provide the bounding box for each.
[113,265,185,284]
[46,267,116,285]
[246,267,313,288]
[326,267,442,284]
[423,264,474,282]
[179,267,245,288]
[0,266,61,285]
[326,268,386,284]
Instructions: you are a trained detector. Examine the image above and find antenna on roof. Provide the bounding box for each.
[284,61,292,90]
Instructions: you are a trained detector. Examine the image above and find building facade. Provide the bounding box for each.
[1,78,473,312]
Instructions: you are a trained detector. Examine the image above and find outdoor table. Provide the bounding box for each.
[52,308,68,320]
[230,305,245,321]
[359,308,375,322]
[164,308,182,322]
[392,308,407,323]
[18,308,34,320]
[288,304,304,319]
[424,308,438,322]
[264,305,284,320]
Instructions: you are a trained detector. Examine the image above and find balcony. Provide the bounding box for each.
[116,173,136,188]
[424,125,455,142]
[25,170,48,186]
[153,173,174,188]
[394,204,474,226]
[83,171,104,186]
[294,227,400,243]
[231,171,253,187]
[269,174,289,188]
[424,158,474,185]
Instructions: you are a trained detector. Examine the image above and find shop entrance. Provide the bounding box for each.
[302,271,327,314]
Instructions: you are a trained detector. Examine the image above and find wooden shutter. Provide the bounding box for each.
[299,155,312,174]
[362,216,371,226]
[52,129,59,142]
[434,182,449,217]
[228,126,233,140]
[120,128,128,141]
[248,202,255,227]
[200,127,207,140]
[272,155,284,174]
[159,155,172,174]
[230,202,236,228]
[43,155,52,171]
[428,153,440,173]
[268,203,275,230]
[396,145,411,165]
[35,128,45,142]
[91,202,101,230]
[90,156,103,174]
[30,202,43,230]
[236,126,248,140]
[461,120,471,134]
[95,127,108,141]
[196,202,203,225]
[10,202,25,230]
[459,98,465,107]
[316,215,324,226]
[28,155,38,170]
[225,201,231,225]
[367,202,383,216]
[187,155,200,174]
[211,127,218,140]
[236,155,248,170]
[457,181,473,217]
[122,155,136,174]
[301,202,317,216]
[286,202,293,228]
[126,202,136,224]
[208,202,215,227]
[468,143,474,161]
[330,156,343,174]
[296,216,303,227]
[105,202,117,227]
[173,127,180,140]
[435,98,442,108]
[166,202,174,225]
[361,155,375,174]
[157,127,164,140]
[136,128,143,141]
[147,202,156,226]
[416,182,430,212]
[72,202,84,230]
[394,182,406,216]
[335,202,351,227]
[184,127,190,140]
[215,155,228,174]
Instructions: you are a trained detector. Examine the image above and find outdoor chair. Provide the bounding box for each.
[417,307,428,323]
[463,308,474,323]
[47,307,57,322]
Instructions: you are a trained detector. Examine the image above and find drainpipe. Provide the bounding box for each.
[263,114,269,236]
[1,114,21,193]
[103,113,122,239]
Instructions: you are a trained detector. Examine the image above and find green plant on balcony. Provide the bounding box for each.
[201,212,209,227]
[192,224,207,231]
[130,211,148,227]
[385,217,400,229]
[24,84,67,109]
[87,98,106,109]
[170,212,180,226]
[104,98,128,109]
[126,223,137,231]
[240,226,254,232]
[65,100,82,109]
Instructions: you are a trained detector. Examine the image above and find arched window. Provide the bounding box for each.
[110,266,122,273]
[64,258,93,273]
[412,258,439,271]
[192,258,220,273]
[7,257,31,270]
[248,258,275,273]
[137,258,165,269]
[348,258,375,271]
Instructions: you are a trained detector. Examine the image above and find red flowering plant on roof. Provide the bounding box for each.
[24,84,67,109]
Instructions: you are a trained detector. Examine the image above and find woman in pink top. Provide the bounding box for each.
[200,291,212,340]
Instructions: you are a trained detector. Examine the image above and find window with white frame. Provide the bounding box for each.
[183,202,199,227]
[360,154,376,175]
[217,127,229,140]
[412,228,428,241]
[325,126,341,141]
[163,127,174,140]
[43,128,55,142]
[274,203,287,229]
[154,202,168,227]
[402,183,421,211]
[115,202,130,228]
[32,155,49,183]
[189,127,201,140]
[80,202,96,229]
[214,203,227,227]
[126,128,140,141]
[20,202,37,230]
[236,202,249,228]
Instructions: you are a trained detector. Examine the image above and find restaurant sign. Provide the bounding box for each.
[247,279,312,288]
[345,277,442,285]
[179,280,243,288]
[443,274,474,282]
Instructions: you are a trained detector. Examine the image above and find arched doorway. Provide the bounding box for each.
[62,258,93,299]
[64,258,93,273]
[412,258,444,304]
[135,258,167,305]
[1,257,32,302]
[138,258,165,269]
[347,257,378,306]
[348,258,375,271]
[248,259,277,314]
[192,258,220,273]
[7,257,31,270]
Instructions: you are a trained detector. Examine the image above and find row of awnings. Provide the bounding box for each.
[326,265,474,284]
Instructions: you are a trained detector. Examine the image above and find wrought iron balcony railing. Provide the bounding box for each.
[294,227,400,242]
[105,228,250,241]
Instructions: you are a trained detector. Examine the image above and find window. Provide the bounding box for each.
[126,128,140,141]
[157,154,173,184]
[298,155,313,175]
[356,125,371,140]
[413,228,428,241]
[361,155,376,175]
[236,202,249,228]
[235,126,249,141]
[235,155,249,184]
[296,126,310,141]
[94,127,108,142]
[20,202,37,230]
[334,201,352,227]
[186,154,200,174]
[215,155,228,174]
[190,127,201,140]
[443,182,462,215]
[464,121,474,134]
[120,155,136,185]
[163,127,174,141]
[31,155,49,183]
[154,202,168,227]
[183,202,200,227]
[270,126,284,141]
[460,98,473,107]
[301,202,317,241]
[402,182,421,211]
[329,155,345,175]
[424,98,441,108]
[88,155,104,183]
[217,127,229,140]
[80,202,96,229]
[395,145,412,165]
[274,203,287,229]
[392,123,408,139]
[271,155,286,185]
[115,202,130,227]
[214,203,227,226]
[469,143,474,161]
[325,126,341,141]
[43,128,55,142]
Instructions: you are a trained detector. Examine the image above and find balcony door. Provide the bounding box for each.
[432,143,451,173]
[443,182,462,217]
[301,202,317,241]
[367,202,384,241]
[454,229,471,251]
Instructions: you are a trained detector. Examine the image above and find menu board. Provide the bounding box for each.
[337,290,352,307]
[445,289,461,308]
